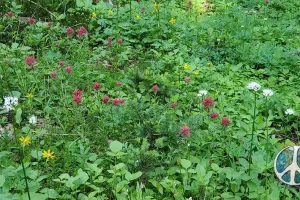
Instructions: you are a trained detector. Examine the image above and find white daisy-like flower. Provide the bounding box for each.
[186,197,193,200]
[247,82,261,91]
[263,89,273,97]
[285,108,294,115]
[29,115,37,124]
[2,96,18,111]
[197,90,208,97]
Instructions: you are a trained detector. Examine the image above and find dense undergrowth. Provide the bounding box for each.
[1,0,300,199]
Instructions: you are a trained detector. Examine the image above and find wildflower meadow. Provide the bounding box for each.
[1,0,300,199]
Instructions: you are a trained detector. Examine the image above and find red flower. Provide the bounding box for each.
[119,98,125,104]
[102,96,110,103]
[66,27,74,35]
[112,98,125,106]
[73,95,82,105]
[48,22,53,26]
[266,0,269,4]
[65,66,72,73]
[171,102,177,108]
[77,26,88,36]
[202,97,214,108]
[25,56,35,65]
[112,99,120,106]
[118,39,123,45]
[28,18,35,24]
[116,81,122,87]
[180,126,191,137]
[184,76,191,82]
[93,82,101,90]
[7,12,13,17]
[221,117,230,126]
[50,71,58,78]
[108,36,113,42]
[106,41,112,48]
[73,89,83,97]
[210,112,219,119]
[59,60,64,66]
[152,85,159,91]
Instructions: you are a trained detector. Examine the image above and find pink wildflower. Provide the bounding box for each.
[202,97,214,108]
[102,96,110,103]
[184,76,191,82]
[25,56,35,66]
[59,60,64,66]
[116,81,122,87]
[50,71,58,78]
[65,66,72,73]
[93,82,101,90]
[73,89,83,97]
[7,12,13,17]
[171,102,177,108]
[118,39,123,45]
[180,126,191,138]
[221,117,230,126]
[28,18,35,24]
[210,112,219,119]
[152,85,159,92]
[66,27,74,35]
[73,95,82,105]
[108,36,113,42]
[77,26,88,36]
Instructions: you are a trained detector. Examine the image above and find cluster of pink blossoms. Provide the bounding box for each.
[66,26,88,36]
[73,89,83,105]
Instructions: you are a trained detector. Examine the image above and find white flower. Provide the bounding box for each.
[247,82,261,91]
[263,89,273,97]
[285,109,294,115]
[29,115,37,124]
[2,96,18,111]
[186,197,193,200]
[197,90,208,97]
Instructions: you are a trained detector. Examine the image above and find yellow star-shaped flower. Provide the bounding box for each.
[194,71,199,75]
[42,149,55,161]
[26,93,33,98]
[169,18,176,24]
[91,12,97,18]
[136,15,140,20]
[108,10,113,15]
[183,63,190,70]
[19,136,31,146]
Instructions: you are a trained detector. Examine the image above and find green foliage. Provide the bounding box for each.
[1,0,300,199]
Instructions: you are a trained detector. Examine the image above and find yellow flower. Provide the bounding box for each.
[154,3,159,9]
[26,93,33,98]
[169,18,176,24]
[19,136,31,146]
[136,15,140,20]
[199,8,207,14]
[42,149,55,161]
[194,71,199,75]
[108,10,113,15]
[183,63,190,70]
[91,12,97,18]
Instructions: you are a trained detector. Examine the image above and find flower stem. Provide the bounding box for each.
[264,109,269,199]
[19,148,31,200]
[248,92,257,175]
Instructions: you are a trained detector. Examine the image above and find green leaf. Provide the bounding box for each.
[0,174,5,187]
[125,171,142,181]
[56,14,66,21]
[110,141,123,153]
[15,108,22,125]
[181,159,191,169]
[115,180,129,193]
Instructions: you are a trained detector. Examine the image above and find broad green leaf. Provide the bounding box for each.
[110,141,123,153]
[181,159,191,169]
[0,175,5,187]
[15,108,22,124]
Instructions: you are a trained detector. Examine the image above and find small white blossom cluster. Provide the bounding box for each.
[2,96,18,111]
[262,89,273,97]
[247,82,261,91]
[197,90,208,97]
[186,197,193,200]
[285,108,294,115]
[29,115,37,124]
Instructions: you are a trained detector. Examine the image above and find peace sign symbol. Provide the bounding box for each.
[274,146,300,185]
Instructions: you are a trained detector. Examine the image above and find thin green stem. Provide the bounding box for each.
[19,148,31,200]
[248,92,257,175]
[264,107,269,199]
